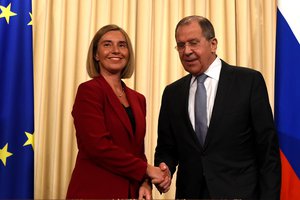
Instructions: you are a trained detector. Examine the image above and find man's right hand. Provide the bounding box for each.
[156,162,172,193]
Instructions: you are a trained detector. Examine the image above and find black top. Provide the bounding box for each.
[124,106,135,133]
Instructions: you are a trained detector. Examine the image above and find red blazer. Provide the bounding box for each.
[67,75,148,199]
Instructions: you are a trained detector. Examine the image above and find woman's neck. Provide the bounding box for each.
[102,73,123,96]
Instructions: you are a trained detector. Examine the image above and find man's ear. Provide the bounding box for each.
[210,37,218,53]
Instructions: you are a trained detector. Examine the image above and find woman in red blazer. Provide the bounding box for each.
[66,25,165,199]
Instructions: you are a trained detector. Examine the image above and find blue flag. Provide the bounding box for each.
[0,0,34,198]
[275,0,300,199]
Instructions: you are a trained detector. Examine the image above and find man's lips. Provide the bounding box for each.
[184,59,197,64]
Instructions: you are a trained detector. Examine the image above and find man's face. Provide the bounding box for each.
[175,20,217,76]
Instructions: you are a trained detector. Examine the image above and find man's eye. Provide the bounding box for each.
[190,41,199,46]
[177,43,185,48]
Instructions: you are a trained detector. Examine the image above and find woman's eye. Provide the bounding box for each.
[119,43,128,48]
[103,43,112,47]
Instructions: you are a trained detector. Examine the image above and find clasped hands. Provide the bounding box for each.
[146,162,171,193]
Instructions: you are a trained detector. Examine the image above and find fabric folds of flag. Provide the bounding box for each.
[0,0,34,198]
[275,0,300,199]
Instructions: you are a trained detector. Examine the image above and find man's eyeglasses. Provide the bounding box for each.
[175,37,214,52]
[175,40,201,52]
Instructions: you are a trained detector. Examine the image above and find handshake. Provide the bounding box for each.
[146,162,171,193]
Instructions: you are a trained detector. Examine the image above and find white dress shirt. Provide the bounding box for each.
[188,57,222,130]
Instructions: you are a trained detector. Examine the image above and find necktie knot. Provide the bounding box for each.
[197,74,207,84]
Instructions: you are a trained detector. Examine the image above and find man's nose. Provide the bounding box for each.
[183,45,193,54]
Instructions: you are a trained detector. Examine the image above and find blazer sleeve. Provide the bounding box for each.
[72,82,147,182]
[250,71,281,199]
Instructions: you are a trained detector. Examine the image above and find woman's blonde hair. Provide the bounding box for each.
[86,24,135,78]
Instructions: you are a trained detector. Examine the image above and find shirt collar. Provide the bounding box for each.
[190,56,222,85]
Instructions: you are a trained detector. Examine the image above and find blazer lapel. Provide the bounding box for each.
[97,76,133,137]
[126,88,146,144]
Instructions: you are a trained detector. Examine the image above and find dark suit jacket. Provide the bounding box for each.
[155,60,281,199]
[67,75,147,199]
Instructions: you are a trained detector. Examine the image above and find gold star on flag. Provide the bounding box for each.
[27,12,32,26]
[24,131,34,150]
[0,143,13,166]
[0,3,17,24]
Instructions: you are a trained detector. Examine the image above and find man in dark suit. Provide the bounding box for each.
[154,15,281,199]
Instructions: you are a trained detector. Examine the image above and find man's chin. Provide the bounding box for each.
[183,65,200,75]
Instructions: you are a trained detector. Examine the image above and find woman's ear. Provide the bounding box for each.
[94,54,99,61]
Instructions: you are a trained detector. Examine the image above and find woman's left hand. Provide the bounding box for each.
[138,179,152,200]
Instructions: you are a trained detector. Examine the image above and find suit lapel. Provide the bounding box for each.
[204,61,233,147]
[180,75,203,146]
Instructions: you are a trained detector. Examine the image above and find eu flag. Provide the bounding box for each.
[275,0,300,199]
[0,0,34,198]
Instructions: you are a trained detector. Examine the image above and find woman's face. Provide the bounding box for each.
[95,30,129,76]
